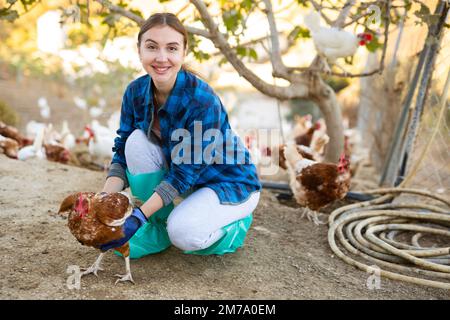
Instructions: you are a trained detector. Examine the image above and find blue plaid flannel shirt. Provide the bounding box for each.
[108,70,261,206]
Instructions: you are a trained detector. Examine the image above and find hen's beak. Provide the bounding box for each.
[58,193,79,216]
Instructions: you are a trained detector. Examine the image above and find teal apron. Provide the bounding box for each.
[119,169,253,258]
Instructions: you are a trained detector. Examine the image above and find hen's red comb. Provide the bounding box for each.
[84,126,95,138]
[75,193,84,213]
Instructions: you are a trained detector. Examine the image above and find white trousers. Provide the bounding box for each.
[125,129,260,251]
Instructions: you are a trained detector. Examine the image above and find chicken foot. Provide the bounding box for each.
[301,208,327,226]
[80,252,105,277]
[114,243,135,285]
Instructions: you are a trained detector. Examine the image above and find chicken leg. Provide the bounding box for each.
[80,252,105,277]
[301,208,327,226]
[114,243,135,285]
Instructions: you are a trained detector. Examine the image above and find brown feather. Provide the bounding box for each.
[115,243,130,258]
[294,126,315,146]
[44,143,70,164]
[93,193,132,226]
[58,192,128,249]
[297,163,350,210]
[0,121,32,147]
[0,137,19,159]
[277,144,315,170]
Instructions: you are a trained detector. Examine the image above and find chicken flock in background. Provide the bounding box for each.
[241,113,355,225]
[58,191,137,284]
[0,95,136,285]
[303,10,373,73]
[0,109,119,171]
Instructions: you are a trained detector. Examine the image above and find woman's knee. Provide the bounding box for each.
[166,216,206,251]
[125,129,166,174]
[125,129,148,154]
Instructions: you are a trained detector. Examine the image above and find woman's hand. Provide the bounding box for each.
[99,208,148,251]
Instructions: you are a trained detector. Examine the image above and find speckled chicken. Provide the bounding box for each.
[284,143,350,211]
[58,192,136,284]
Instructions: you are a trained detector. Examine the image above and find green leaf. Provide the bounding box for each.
[222,9,241,33]
[241,0,252,11]
[193,50,211,62]
[129,9,144,19]
[19,0,36,11]
[236,46,247,56]
[234,46,257,61]
[404,1,412,12]
[296,0,308,8]
[0,8,19,22]
[218,57,228,67]
[117,0,128,9]
[248,48,257,61]
[365,37,382,52]
[288,26,310,41]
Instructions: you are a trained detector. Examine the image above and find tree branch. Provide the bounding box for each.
[95,0,144,24]
[189,0,308,100]
[287,66,384,78]
[309,0,334,25]
[333,0,357,27]
[261,0,289,79]
[377,0,391,75]
[94,0,212,39]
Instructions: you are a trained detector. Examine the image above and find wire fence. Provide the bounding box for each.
[403,27,449,196]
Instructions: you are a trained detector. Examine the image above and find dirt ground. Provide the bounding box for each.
[1,76,449,300]
[0,154,449,300]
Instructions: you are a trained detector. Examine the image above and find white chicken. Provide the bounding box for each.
[303,10,372,73]
[73,96,87,110]
[60,120,76,150]
[89,106,103,118]
[37,96,51,119]
[26,120,46,140]
[18,126,46,160]
[84,120,115,160]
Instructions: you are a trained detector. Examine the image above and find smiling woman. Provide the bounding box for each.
[137,13,188,105]
[98,12,261,261]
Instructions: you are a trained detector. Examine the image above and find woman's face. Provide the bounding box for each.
[138,25,186,91]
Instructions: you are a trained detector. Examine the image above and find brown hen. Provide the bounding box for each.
[44,143,71,164]
[284,143,350,211]
[0,136,19,159]
[0,121,33,147]
[58,192,136,284]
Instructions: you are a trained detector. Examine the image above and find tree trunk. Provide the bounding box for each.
[306,73,344,162]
